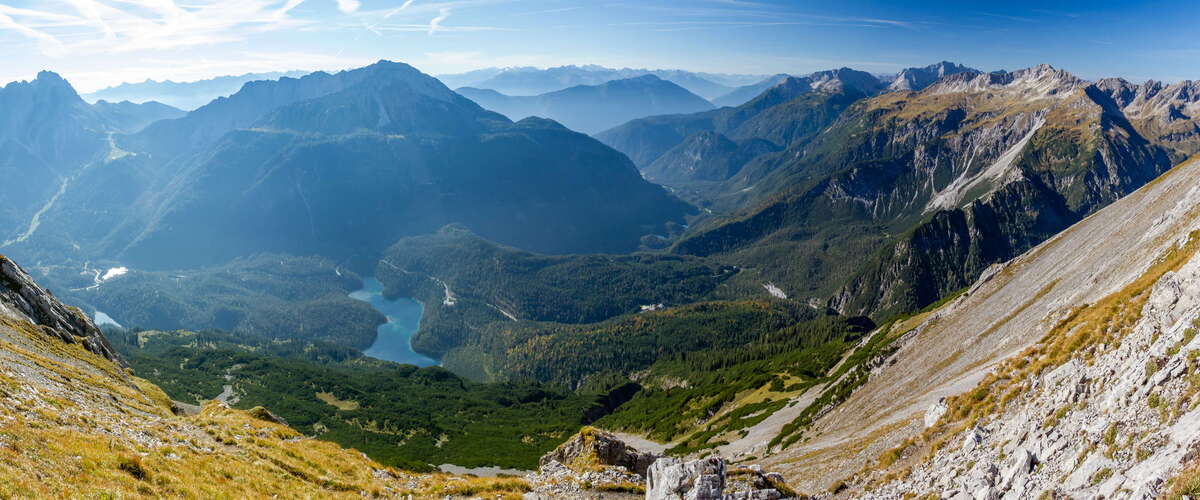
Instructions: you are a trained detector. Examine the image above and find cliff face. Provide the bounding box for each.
[0,255,120,362]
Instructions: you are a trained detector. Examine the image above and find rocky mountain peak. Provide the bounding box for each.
[32,70,77,94]
[1010,63,1082,88]
[888,61,979,91]
[807,67,885,95]
[1093,76,1200,129]
[2,70,88,108]
[766,75,814,96]
[349,59,460,103]
[0,256,121,363]
[923,63,1084,98]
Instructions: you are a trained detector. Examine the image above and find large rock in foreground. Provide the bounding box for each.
[0,255,121,363]
[646,457,796,500]
[540,427,659,475]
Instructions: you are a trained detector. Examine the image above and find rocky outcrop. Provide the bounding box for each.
[0,255,121,363]
[646,457,726,500]
[525,428,657,499]
[539,427,659,476]
[526,430,796,500]
[646,457,795,500]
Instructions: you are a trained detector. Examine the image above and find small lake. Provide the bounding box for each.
[349,278,437,367]
[93,310,123,329]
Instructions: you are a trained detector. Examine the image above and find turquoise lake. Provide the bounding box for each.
[349,278,437,367]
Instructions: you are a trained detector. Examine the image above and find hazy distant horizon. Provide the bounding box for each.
[3,0,1200,93]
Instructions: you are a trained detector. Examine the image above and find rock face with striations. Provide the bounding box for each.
[0,255,121,363]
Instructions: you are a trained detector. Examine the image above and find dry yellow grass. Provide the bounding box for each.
[0,313,519,499]
[315,391,361,411]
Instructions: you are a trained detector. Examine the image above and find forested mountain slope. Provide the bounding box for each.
[3,61,692,274]
[655,65,1193,320]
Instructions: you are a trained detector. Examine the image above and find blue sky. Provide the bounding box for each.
[0,0,1198,92]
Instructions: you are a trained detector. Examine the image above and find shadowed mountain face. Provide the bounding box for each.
[90,100,185,133]
[596,68,883,195]
[0,72,116,245]
[457,75,715,134]
[711,74,792,107]
[2,61,693,273]
[654,64,1186,318]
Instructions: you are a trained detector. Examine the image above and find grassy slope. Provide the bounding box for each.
[0,314,530,499]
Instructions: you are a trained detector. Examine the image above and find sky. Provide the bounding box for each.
[1,0,1199,92]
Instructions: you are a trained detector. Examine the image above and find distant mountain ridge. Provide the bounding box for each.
[439,64,766,100]
[90,100,184,133]
[596,66,886,182]
[3,61,692,275]
[886,60,977,91]
[83,70,310,110]
[457,75,715,134]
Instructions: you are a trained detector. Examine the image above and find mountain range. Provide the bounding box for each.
[1,61,690,275]
[456,75,715,134]
[83,70,310,110]
[595,62,1200,325]
[9,56,1200,498]
[437,64,766,100]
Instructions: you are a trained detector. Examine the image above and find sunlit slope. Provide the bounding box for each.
[765,156,1200,493]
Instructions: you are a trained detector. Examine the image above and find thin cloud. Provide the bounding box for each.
[511,6,579,17]
[0,0,327,57]
[336,0,361,14]
[1032,8,1080,18]
[428,7,449,35]
[981,12,1037,23]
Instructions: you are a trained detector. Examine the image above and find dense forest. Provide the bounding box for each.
[108,328,619,471]
[377,224,737,359]
[61,255,387,349]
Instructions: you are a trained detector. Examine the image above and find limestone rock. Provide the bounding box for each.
[647,457,726,500]
[538,427,658,475]
[646,457,797,500]
[925,397,948,427]
[0,255,122,363]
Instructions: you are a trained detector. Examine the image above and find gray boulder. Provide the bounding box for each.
[647,457,726,500]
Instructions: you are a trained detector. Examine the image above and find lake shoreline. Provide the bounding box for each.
[349,277,437,367]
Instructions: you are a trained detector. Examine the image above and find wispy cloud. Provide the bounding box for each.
[980,12,1037,23]
[0,0,324,56]
[428,7,449,35]
[511,6,578,17]
[608,3,917,31]
[1031,8,1079,18]
[613,19,900,31]
[336,0,361,14]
